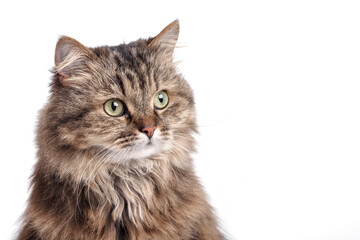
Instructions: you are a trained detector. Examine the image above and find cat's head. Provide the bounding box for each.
[42,20,197,165]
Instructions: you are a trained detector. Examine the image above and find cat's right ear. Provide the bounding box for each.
[54,36,92,84]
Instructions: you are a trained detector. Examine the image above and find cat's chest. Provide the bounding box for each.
[92,167,197,239]
[107,173,157,224]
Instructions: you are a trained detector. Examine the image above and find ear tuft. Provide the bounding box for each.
[54,36,92,79]
[148,20,180,58]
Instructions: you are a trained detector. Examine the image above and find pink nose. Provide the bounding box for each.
[141,126,156,138]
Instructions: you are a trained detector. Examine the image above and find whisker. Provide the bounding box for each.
[168,139,192,154]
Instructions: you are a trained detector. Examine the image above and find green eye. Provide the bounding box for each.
[103,99,124,117]
[154,90,169,109]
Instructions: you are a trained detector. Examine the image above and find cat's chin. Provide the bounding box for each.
[127,142,163,160]
[107,130,169,163]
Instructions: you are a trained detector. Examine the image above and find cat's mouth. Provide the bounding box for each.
[110,131,168,161]
[127,141,162,160]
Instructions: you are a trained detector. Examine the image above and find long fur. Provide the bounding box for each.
[17,21,223,240]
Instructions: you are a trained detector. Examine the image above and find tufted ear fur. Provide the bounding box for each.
[54,36,93,83]
[148,20,180,59]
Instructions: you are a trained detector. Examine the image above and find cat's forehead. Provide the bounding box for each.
[93,43,176,93]
[89,43,179,110]
[93,40,152,68]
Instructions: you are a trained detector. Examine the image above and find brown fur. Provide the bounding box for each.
[17,20,223,240]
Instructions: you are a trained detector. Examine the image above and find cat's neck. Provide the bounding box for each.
[30,139,206,239]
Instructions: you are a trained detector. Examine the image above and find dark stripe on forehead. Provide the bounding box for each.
[111,45,154,92]
[135,50,146,62]
[127,52,141,69]
[147,67,156,90]
[125,72,137,89]
[93,48,102,57]
[92,47,110,58]
[116,73,126,96]
[153,67,162,89]
[155,76,159,89]
[114,55,122,68]
[136,68,146,90]
[136,56,152,90]
[127,56,146,90]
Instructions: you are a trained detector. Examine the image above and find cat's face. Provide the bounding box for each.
[44,21,196,165]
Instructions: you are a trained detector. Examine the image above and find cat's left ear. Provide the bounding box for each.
[148,20,179,59]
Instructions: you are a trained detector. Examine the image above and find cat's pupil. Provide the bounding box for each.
[158,94,163,103]
[111,102,118,111]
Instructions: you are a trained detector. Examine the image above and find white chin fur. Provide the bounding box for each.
[110,130,168,163]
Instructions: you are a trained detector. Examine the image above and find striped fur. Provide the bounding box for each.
[17,20,223,240]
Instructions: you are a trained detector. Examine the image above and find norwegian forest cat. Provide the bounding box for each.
[17,20,223,240]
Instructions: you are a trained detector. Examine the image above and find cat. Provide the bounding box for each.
[17,20,223,240]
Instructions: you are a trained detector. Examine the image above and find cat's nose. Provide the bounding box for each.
[141,126,156,139]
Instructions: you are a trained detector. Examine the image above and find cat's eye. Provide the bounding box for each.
[153,90,169,110]
[103,99,125,117]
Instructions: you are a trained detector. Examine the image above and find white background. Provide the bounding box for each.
[0,1,360,239]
